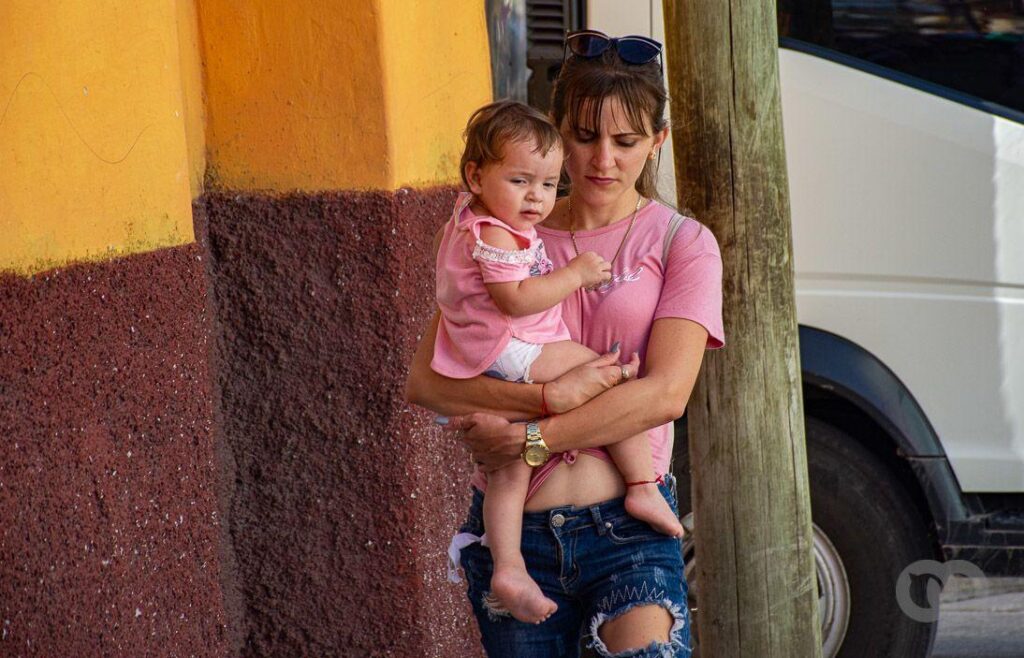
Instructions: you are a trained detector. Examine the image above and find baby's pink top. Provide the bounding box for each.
[469,199,725,493]
[432,193,571,379]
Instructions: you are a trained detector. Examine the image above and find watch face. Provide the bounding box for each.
[524,444,548,467]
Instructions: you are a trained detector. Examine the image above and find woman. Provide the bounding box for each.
[406,31,724,658]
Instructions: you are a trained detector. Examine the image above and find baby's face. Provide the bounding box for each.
[468,139,563,231]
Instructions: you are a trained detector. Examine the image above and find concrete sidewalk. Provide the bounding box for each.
[932,577,1024,658]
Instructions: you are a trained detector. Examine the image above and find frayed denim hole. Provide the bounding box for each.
[587,598,689,658]
[658,478,679,514]
[481,592,513,622]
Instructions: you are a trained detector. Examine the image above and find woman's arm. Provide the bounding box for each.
[544,317,708,449]
[404,310,632,419]
[452,317,709,469]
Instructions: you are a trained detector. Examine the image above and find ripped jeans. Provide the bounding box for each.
[457,474,691,658]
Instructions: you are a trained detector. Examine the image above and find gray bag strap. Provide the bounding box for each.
[662,213,687,263]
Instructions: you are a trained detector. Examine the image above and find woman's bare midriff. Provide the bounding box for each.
[523,453,626,512]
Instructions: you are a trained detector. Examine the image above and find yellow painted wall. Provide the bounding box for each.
[200,0,492,192]
[0,0,491,273]
[378,0,493,189]
[198,1,392,191]
[177,0,207,196]
[0,0,197,275]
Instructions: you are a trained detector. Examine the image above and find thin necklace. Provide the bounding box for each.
[568,192,645,268]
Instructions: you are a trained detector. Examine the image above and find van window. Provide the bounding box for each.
[778,0,1024,115]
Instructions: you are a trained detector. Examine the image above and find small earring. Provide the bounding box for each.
[648,151,656,161]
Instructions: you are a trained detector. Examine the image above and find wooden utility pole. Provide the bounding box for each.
[662,2,822,657]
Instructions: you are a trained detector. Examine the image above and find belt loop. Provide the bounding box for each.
[591,505,607,536]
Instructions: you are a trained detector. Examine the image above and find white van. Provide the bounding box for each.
[511,1,1024,656]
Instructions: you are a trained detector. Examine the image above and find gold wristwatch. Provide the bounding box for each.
[521,421,551,467]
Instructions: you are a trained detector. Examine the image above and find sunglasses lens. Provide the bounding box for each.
[569,33,610,58]
[616,38,661,64]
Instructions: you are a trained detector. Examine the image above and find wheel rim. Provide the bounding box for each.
[681,513,851,658]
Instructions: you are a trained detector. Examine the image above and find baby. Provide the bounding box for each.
[432,100,682,624]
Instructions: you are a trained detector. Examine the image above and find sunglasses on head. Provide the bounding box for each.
[563,30,663,68]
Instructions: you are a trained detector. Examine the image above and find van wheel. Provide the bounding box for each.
[674,416,938,657]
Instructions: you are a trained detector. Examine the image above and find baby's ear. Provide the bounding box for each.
[464,161,484,195]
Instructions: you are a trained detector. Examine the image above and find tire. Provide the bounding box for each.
[674,416,938,657]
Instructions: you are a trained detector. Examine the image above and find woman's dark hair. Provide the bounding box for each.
[550,50,668,200]
[460,100,563,191]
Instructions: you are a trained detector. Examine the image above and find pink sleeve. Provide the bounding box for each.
[654,220,725,349]
[469,219,533,284]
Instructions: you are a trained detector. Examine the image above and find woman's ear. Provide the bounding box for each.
[652,125,670,152]
[464,161,484,195]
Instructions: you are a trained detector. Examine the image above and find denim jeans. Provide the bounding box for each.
[457,474,692,658]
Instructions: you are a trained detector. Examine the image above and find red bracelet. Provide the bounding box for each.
[540,382,551,417]
[625,474,665,487]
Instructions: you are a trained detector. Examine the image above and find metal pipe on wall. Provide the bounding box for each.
[486,0,529,101]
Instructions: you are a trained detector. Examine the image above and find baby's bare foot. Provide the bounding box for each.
[490,564,557,624]
[625,483,684,538]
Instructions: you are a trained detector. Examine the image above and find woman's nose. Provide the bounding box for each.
[592,141,615,169]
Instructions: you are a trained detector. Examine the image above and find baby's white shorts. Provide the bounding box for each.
[483,337,544,384]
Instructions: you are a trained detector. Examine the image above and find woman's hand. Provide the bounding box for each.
[434,348,640,471]
[440,413,524,473]
[545,349,641,414]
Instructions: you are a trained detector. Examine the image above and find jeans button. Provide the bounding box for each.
[551,513,566,528]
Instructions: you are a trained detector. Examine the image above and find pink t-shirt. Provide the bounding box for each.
[432,193,572,379]
[469,199,725,492]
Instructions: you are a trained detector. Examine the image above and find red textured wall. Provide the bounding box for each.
[0,246,228,656]
[197,187,483,657]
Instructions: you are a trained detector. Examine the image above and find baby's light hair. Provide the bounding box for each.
[460,100,563,190]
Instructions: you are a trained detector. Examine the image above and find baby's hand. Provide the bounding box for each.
[568,252,612,289]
